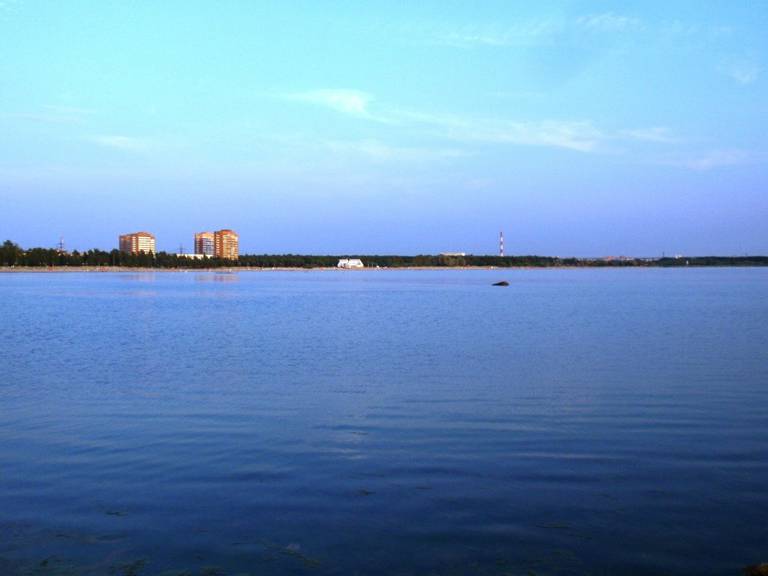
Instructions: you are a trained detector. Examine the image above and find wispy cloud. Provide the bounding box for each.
[718,59,760,85]
[3,112,75,124]
[3,105,95,125]
[411,13,748,55]
[286,90,614,152]
[428,20,560,48]
[44,105,97,118]
[659,20,734,39]
[399,109,676,153]
[621,127,677,143]
[435,118,603,152]
[89,135,147,151]
[576,13,641,32]
[286,87,695,157]
[669,149,756,171]
[413,13,642,49]
[284,89,374,117]
[325,139,466,162]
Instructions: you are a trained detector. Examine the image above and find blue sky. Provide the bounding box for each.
[1,1,766,255]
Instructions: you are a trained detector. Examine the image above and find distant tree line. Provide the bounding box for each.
[1,240,767,268]
[654,256,768,267]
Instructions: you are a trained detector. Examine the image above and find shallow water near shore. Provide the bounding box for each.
[1,268,767,575]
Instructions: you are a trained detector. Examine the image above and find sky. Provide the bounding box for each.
[0,0,766,256]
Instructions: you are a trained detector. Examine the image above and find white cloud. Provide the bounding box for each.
[621,127,676,143]
[659,20,735,40]
[383,109,603,152]
[415,13,642,49]
[89,135,147,151]
[286,91,603,152]
[447,120,602,152]
[672,149,755,171]
[719,60,760,85]
[3,105,95,125]
[430,20,560,48]
[413,13,753,54]
[3,112,76,124]
[325,139,466,162]
[285,89,374,117]
[576,13,641,32]
[44,105,97,117]
[287,89,684,154]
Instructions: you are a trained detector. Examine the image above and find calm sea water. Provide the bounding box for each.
[1,269,767,576]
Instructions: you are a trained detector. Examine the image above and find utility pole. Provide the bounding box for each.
[499,231,504,257]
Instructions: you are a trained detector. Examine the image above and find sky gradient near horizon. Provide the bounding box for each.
[1,1,766,256]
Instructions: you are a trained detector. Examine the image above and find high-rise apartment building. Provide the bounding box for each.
[214,229,239,260]
[194,232,215,256]
[119,231,156,254]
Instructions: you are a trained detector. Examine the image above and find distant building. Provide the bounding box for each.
[602,255,633,262]
[440,252,466,257]
[194,232,215,256]
[214,229,239,260]
[119,231,156,255]
[337,258,364,269]
[177,253,206,260]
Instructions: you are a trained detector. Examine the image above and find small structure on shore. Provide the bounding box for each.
[338,258,364,269]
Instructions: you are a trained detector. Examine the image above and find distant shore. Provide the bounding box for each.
[2,264,767,273]
[3,240,767,269]
[1,266,499,273]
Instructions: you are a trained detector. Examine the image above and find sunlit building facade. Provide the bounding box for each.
[194,232,215,256]
[214,229,239,260]
[119,231,156,254]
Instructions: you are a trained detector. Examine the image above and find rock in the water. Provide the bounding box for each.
[492,281,509,286]
[744,564,768,576]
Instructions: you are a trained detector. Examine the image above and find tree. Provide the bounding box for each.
[0,240,22,266]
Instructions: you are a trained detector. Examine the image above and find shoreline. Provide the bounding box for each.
[1,265,766,273]
[1,266,499,273]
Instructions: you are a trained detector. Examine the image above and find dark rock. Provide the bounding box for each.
[744,564,768,576]
[492,281,509,286]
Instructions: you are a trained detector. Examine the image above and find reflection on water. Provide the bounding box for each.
[117,273,157,282]
[194,271,239,282]
[0,269,767,576]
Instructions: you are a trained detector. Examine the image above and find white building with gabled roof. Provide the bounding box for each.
[337,258,364,269]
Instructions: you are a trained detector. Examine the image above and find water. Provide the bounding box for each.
[1,269,767,575]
